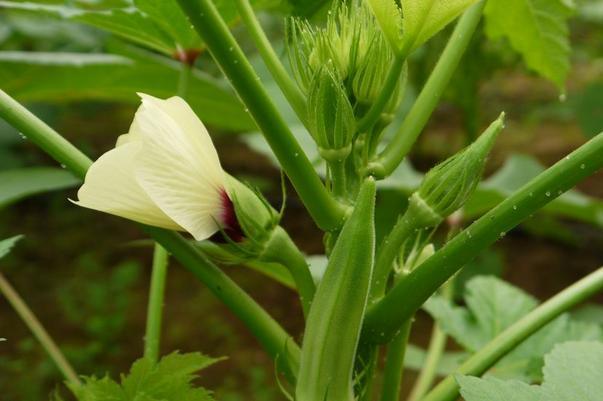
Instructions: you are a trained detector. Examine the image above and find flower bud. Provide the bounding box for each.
[307,66,355,162]
[352,40,406,113]
[407,113,505,227]
[287,4,381,92]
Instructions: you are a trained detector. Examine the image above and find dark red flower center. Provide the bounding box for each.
[210,190,244,243]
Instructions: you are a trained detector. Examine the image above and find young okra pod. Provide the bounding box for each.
[296,178,376,401]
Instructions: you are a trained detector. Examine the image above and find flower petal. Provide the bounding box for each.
[73,141,183,231]
[132,94,227,241]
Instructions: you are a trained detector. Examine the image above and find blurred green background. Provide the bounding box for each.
[0,0,603,399]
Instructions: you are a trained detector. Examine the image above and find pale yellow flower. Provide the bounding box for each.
[73,93,231,241]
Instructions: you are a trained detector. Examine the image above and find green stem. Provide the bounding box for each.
[144,227,300,381]
[0,89,300,381]
[330,159,348,199]
[379,319,413,401]
[176,0,346,231]
[369,213,417,301]
[357,55,406,133]
[422,265,603,401]
[0,273,80,386]
[234,0,307,124]
[363,132,603,343]
[367,1,485,178]
[177,62,192,99]
[144,244,169,363]
[263,228,315,317]
[407,324,447,401]
[0,90,91,178]
[406,282,453,401]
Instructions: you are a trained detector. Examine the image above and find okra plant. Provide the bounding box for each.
[0,0,602,400]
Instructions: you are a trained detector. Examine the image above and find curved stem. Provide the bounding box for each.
[144,244,169,363]
[363,132,603,343]
[0,89,301,381]
[357,55,406,133]
[263,228,315,317]
[234,0,307,124]
[0,273,81,386]
[176,0,346,231]
[368,1,485,178]
[421,265,603,401]
[379,319,413,401]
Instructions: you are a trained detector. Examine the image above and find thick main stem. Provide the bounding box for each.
[233,0,307,124]
[422,265,603,401]
[368,1,485,178]
[363,132,603,343]
[177,0,346,231]
[0,273,80,386]
[144,244,169,363]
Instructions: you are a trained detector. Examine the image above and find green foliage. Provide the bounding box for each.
[0,168,79,208]
[573,80,603,138]
[484,0,575,89]
[458,341,603,401]
[67,352,220,401]
[366,0,402,52]
[0,51,253,131]
[0,234,23,259]
[401,0,479,52]
[404,344,466,375]
[425,276,603,381]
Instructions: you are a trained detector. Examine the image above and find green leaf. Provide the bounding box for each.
[0,1,177,55]
[573,81,603,139]
[68,376,126,401]
[0,235,23,260]
[0,167,79,208]
[458,341,603,401]
[0,51,254,131]
[401,0,479,51]
[541,341,603,400]
[457,375,541,401]
[425,276,603,381]
[133,0,201,52]
[483,0,574,89]
[69,352,220,401]
[404,344,467,375]
[367,0,403,51]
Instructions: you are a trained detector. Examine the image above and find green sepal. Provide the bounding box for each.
[227,176,279,242]
[307,66,355,159]
[414,113,505,222]
[296,178,376,401]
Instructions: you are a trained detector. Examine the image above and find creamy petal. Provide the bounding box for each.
[74,141,183,231]
[133,94,227,240]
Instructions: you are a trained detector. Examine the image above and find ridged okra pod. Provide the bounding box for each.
[296,178,376,401]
